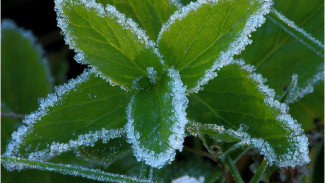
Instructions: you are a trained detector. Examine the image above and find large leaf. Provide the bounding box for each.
[3,69,131,162]
[157,0,272,93]
[187,60,309,167]
[239,0,324,100]
[289,83,324,132]
[125,68,188,168]
[1,19,52,114]
[96,0,178,40]
[55,0,163,90]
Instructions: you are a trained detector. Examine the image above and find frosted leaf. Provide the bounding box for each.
[187,0,273,93]
[3,69,94,158]
[157,0,273,93]
[171,175,205,183]
[1,19,54,88]
[125,68,188,168]
[268,8,324,57]
[54,0,165,89]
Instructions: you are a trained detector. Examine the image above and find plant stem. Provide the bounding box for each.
[225,155,244,183]
[1,156,150,183]
[249,159,268,183]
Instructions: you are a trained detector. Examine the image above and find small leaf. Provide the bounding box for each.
[96,0,178,40]
[125,68,188,168]
[239,0,324,100]
[1,19,52,114]
[158,0,272,93]
[55,0,163,90]
[4,69,131,162]
[187,60,309,167]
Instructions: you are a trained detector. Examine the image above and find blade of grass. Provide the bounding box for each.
[225,155,244,183]
[249,159,268,183]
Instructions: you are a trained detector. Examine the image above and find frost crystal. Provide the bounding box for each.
[157,0,273,93]
[4,69,94,158]
[54,0,166,86]
[125,68,188,168]
[28,128,124,161]
[226,59,310,167]
[146,67,158,85]
[1,19,54,88]
[171,175,205,183]
[286,63,324,104]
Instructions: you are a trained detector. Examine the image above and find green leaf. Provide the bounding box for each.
[125,68,188,168]
[239,0,324,100]
[157,0,272,93]
[3,69,131,162]
[187,60,309,167]
[96,0,178,40]
[55,0,163,90]
[289,83,324,132]
[1,156,150,183]
[225,155,244,183]
[249,159,268,183]
[1,19,52,114]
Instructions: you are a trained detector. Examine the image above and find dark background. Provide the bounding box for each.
[2,0,86,81]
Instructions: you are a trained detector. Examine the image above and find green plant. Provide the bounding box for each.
[1,0,323,182]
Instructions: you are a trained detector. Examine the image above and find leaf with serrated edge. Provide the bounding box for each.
[55,0,163,90]
[1,19,52,114]
[187,60,309,167]
[126,68,188,168]
[3,69,131,163]
[96,0,179,40]
[239,0,324,102]
[157,0,272,93]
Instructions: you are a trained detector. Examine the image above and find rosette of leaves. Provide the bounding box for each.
[2,0,323,182]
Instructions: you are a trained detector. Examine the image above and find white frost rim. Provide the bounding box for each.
[268,8,324,57]
[3,68,94,158]
[27,128,125,161]
[287,63,324,104]
[157,0,273,93]
[54,0,165,89]
[1,19,54,88]
[189,59,310,167]
[125,68,188,168]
